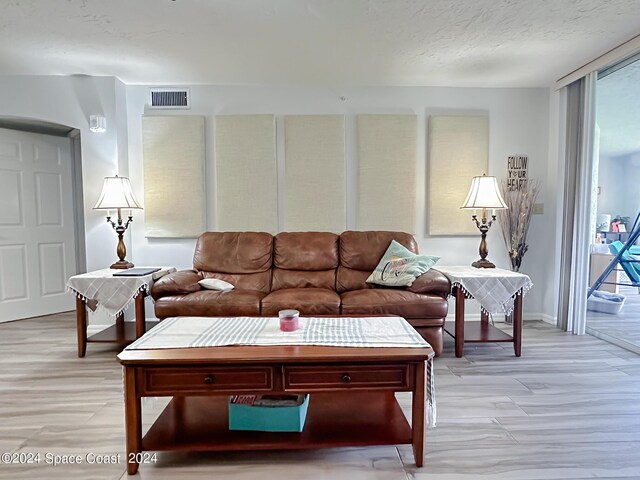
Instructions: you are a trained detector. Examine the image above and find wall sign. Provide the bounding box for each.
[507,154,528,190]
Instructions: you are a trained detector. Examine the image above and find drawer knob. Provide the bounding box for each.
[203,375,215,385]
[341,373,351,383]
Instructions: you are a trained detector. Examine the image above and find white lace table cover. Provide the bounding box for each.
[126,315,436,427]
[66,267,176,317]
[434,266,533,316]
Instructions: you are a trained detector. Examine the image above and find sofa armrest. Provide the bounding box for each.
[151,270,203,300]
[407,269,451,298]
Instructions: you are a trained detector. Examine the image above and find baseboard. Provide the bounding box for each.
[541,314,557,325]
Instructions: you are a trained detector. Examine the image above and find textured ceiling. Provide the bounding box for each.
[1,0,640,87]
[597,60,640,157]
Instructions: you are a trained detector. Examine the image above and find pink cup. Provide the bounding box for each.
[279,309,300,332]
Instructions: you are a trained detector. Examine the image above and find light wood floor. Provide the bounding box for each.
[587,280,640,353]
[2,313,640,479]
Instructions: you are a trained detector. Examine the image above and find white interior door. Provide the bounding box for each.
[0,128,77,322]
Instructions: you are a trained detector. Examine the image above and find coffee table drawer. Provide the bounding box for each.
[283,364,409,390]
[143,366,273,394]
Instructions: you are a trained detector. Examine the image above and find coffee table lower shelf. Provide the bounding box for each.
[142,391,412,452]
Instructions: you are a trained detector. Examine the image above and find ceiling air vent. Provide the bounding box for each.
[149,88,190,109]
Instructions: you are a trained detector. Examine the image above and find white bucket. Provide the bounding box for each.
[587,290,626,315]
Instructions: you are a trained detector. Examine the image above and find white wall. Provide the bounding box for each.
[623,153,640,222]
[125,85,551,317]
[540,89,565,325]
[0,75,128,325]
[598,152,640,224]
[597,154,624,217]
[0,75,126,271]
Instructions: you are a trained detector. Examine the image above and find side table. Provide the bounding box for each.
[67,267,175,357]
[434,266,533,358]
[451,285,523,357]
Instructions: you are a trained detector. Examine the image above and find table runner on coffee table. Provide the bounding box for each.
[126,315,436,427]
[128,316,431,349]
[434,266,533,316]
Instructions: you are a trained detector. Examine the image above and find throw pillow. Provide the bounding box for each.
[198,278,235,291]
[366,240,439,287]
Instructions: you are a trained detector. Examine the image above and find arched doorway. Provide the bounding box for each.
[0,116,86,322]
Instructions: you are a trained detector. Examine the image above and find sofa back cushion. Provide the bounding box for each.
[193,232,273,294]
[337,231,418,292]
[200,272,272,294]
[271,232,339,291]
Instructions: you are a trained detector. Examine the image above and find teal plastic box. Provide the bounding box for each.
[228,394,309,432]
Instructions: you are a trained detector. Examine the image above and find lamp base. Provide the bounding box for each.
[111,260,134,270]
[472,259,496,269]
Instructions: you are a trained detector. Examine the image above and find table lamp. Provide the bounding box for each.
[461,174,508,268]
[93,175,142,269]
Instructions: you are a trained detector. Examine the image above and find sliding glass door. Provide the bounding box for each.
[586,57,640,353]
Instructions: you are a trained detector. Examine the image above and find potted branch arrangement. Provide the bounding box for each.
[498,179,540,272]
[498,179,540,323]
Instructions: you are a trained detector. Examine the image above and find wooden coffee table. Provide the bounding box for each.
[117,344,433,474]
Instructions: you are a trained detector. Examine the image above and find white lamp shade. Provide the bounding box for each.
[461,175,508,209]
[93,176,142,210]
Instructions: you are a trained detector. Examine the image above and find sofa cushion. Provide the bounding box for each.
[337,231,418,293]
[193,232,273,274]
[274,232,339,270]
[261,288,341,315]
[335,266,373,293]
[272,232,338,290]
[367,240,439,287]
[154,290,264,318]
[201,272,271,294]
[151,270,203,300]
[272,268,336,291]
[340,231,417,271]
[340,289,448,319]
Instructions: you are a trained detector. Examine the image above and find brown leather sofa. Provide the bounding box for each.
[151,231,451,355]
